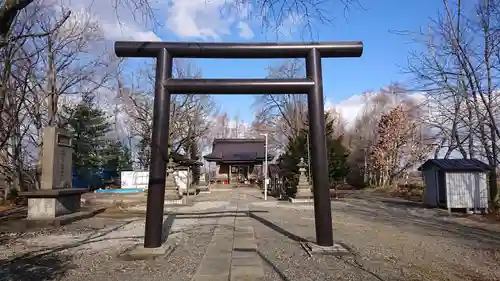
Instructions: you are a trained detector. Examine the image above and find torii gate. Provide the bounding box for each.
[114,40,363,249]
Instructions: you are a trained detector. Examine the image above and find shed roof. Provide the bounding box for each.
[204,138,274,163]
[417,159,490,172]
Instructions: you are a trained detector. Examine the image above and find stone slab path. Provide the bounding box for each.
[192,202,265,281]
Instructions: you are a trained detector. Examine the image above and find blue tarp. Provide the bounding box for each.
[72,168,118,189]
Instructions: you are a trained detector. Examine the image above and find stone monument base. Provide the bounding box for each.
[164,196,188,205]
[20,188,88,220]
[197,185,210,193]
[290,187,313,203]
[289,197,314,204]
[183,187,197,196]
[209,183,234,191]
[118,243,175,261]
[295,187,313,197]
[24,207,106,229]
[301,241,352,256]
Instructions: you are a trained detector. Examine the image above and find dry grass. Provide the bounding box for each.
[366,184,424,202]
[0,203,15,212]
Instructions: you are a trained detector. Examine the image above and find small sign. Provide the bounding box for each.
[57,133,72,147]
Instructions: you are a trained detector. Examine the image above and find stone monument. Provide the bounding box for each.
[164,158,184,204]
[199,173,207,185]
[197,173,210,193]
[185,167,197,196]
[21,127,88,220]
[290,157,314,203]
[41,127,72,190]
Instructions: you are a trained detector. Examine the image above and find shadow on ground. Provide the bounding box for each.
[0,220,143,280]
[6,195,496,281]
[233,247,292,281]
[343,198,500,247]
[171,208,388,281]
[0,253,75,281]
[0,204,419,281]
[378,198,429,209]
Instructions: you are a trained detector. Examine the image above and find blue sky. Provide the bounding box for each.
[98,0,446,123]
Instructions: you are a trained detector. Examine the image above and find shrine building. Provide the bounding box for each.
[203,138,274,184]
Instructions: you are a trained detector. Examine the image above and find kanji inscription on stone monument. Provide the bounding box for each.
[41,127,73,190]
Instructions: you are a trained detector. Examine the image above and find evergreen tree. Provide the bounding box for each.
[280,112,349,196]
[61,94,111,183]
[102,140,133,174]
[136,138,150,169]
[280,130,308,196]
[327,135,349,182]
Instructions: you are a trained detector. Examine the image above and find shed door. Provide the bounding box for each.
[438,170,446,205]
[423,168,438,206]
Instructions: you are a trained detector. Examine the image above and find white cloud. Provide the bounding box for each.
[99,21,161,42]
[326,92,426,129]
[264,10,304,39]
[166,0,258,40]
[45,0,308,42]
[237,21,254,39]
[166,0,234,40]
[279,11,304,37]
[325,95,367,126]
[42,0,162,41]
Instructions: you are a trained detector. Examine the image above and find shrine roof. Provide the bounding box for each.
[203,138,274,163]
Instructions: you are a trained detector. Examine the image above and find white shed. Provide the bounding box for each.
[418,159,490,210]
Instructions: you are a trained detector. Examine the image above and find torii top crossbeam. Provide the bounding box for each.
[114,41,363,59]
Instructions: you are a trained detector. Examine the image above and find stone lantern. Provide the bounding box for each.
[165,158,181,200]
[295,157,313,199]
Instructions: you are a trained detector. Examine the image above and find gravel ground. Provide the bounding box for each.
[250,196,500,281]
[2,188,500,281]
[0,198,228,281]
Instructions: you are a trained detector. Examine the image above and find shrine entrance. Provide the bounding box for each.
[114,40,363,249]
[204,138,273,186]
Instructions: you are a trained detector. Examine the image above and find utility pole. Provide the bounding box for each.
[307,133,312,184]
[260,133,268,200]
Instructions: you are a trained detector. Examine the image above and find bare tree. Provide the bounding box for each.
[1,0,359,47]
[0,0,71,48]
[0,36,35,196]
[0,4,59,195]
[346,85,418,186]
[169,60,216,153]
[211,113,231,139]
[120,60,217,169]
[407,0,500,200]
[253,59,308,152]
[19,3,113,190]
[33,8,110,126]
[0,6,48,194]
[370,105,431,187]
[326,107,347,138]
[0,1,116,195]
